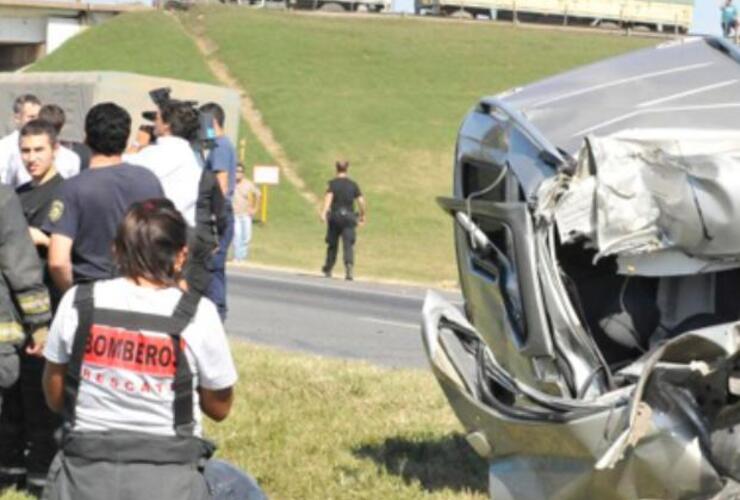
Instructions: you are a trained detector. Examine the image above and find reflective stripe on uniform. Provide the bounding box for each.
[0,321,24,343]
[18,290,51,316]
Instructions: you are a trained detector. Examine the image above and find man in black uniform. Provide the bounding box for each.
[0,120,63,494]
[44,103,164,293]
[320,160,366,281]
[16,120,65,295]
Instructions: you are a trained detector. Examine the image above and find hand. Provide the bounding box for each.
[26,326,48,357]
[29,227,49,247]
[358,215,366,227]
[320,211,327,224]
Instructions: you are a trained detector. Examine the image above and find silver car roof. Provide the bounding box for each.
[499,37,740,154]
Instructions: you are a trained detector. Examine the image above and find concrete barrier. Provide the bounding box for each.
[0,72,241,144]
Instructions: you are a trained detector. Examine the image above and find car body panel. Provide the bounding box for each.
[424,36,740,499]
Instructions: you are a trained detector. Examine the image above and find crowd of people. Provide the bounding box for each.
[0,93,265,499]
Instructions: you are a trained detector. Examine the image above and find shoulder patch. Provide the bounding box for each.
[48,200,64,223]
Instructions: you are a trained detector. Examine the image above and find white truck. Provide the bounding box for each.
[418,0,694,33]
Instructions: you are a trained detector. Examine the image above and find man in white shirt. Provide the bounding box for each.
[124,101,201,227]
[11,104,81,187]
[0,94,41,185]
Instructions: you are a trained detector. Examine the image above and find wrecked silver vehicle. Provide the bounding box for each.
[422,37,740,499]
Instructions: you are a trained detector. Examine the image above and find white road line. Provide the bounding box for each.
[637,80,738,108]
[531,62,714,108]
[359,317,419,330]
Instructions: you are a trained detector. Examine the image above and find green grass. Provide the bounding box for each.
[0,340,487,500]
[180,7,655,283]
[31,8,655,284]
[31,12,217,84]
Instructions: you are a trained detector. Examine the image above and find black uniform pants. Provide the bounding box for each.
[0,350,60,484]
[323,218,356,272]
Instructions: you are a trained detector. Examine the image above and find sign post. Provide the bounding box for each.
[253,165,280,223]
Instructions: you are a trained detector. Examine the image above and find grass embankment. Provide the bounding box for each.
[0,340,487,500]
[36,8,653,284]
[180,6,654,283]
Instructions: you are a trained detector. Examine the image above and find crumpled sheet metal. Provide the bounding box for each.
[590,131,740,259]
[422,291,740,500]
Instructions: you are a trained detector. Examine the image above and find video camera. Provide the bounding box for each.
[142,87,217,152]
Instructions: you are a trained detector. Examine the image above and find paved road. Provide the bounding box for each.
[224,267,462,369]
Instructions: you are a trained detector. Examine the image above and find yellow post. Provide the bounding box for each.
[239,138,247,164]
[260,184,268,223]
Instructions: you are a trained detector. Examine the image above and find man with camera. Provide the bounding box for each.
[125,99,202,228]
[198,102,237,321]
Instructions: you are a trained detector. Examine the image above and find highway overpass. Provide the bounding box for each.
[0,1,151,71]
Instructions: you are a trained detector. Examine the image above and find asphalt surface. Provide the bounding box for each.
[224,267,462,369]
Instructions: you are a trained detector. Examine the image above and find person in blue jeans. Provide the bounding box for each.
[232,166,261,262]
[199,103,237,321]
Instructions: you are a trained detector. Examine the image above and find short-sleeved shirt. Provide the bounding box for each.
[44,278,238,437]
[205,136,237,201]
[16,173,64,232]
[232,179,260,217]
[124,136,202,226]
[0,130,19,185]
[723,4,738,23]
[327,177,362,213]
[17,174,65,305]
[42,163,164,283]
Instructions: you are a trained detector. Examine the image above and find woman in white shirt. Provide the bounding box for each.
[41,198,264,500]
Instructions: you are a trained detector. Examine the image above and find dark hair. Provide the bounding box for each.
[160,101,199,141]
[113,198,187,286]
[13,94,41,114]
[138,124,157,145]
[199,102,225,128]
[38,104,65,134]
[19,119,58,145]
[335,160,350,173]
[85,102,131,156]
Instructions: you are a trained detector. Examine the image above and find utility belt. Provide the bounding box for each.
[329,207,358,226]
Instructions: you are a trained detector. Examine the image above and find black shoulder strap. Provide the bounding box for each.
[169,291,201,437]
[63,282,95,428]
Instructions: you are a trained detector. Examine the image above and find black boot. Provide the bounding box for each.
[321,266,332,278]
[345,265,353,281]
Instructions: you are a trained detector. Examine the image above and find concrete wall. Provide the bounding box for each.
[46,17,85,53]
[0,72,241,146]
[0,17,46,44]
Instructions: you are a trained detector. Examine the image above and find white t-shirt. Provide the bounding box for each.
[12,144,81,186]
[124,136,202,227]
[44,278,238,437]
[0,130,18,185]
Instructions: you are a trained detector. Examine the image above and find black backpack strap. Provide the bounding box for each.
[62,282,95,428]
[170,291,201,437]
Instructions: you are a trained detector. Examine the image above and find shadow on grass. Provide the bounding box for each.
[353,433,487,494]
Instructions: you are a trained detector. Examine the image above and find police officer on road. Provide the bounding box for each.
[320,160,366,281]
